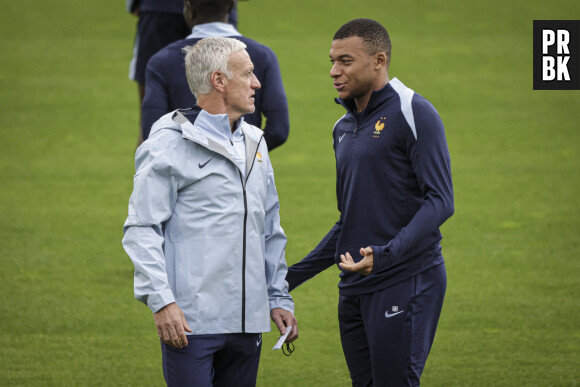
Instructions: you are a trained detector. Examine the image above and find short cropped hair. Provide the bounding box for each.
[182,37,247,97]
[333,18,391,58]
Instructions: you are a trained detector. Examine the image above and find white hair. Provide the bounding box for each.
[182,37,247,98]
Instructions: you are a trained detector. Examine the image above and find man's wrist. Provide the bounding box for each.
[147,290,176,313]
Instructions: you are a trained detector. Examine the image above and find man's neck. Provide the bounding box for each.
[197,98,239,132]
[354,76,390,112]
[193,16,228,26]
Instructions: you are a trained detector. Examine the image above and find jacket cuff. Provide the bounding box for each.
[269,297,294,314]
[147,289,176,313]
[370,244,390,271]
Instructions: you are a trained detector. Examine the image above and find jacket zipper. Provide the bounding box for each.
[237,137,262,333]
[240,170,247,333]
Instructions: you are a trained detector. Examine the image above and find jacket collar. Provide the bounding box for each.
[171,107,263,179]
[187,22,241,39]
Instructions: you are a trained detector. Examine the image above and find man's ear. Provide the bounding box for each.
[374,52,387,70]
[211,70,227,92]
[184,0,194,18]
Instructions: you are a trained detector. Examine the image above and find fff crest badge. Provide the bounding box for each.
[373,116,386,138]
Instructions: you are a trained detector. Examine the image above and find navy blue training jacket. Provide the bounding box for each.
[142,35,289,150]
[286,78,454,296]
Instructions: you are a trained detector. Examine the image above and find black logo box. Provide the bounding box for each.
[533,20,580,90]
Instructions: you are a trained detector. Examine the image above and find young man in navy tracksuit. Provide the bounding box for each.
[287,19,454,386]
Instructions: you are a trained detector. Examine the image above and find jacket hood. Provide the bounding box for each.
[149,110,184,136]
[149,108,263,146]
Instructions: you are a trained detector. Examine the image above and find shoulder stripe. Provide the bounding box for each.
[389,78,417,140]
[332,114,347,147]
[333,114,347,130]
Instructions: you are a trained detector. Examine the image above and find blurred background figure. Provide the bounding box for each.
[127,0,240,144]
[139,0,288,150]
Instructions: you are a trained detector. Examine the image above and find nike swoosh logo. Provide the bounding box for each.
[385,310,404,318]
[198,158,213,168]
[339,133,347,143]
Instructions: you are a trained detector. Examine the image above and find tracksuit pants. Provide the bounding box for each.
[160,333,262,387]
[338,263,447,386]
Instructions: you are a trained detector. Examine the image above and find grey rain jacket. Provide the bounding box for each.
[122,109,293,334]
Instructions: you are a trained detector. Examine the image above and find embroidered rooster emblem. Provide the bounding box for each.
[373,117,386,137]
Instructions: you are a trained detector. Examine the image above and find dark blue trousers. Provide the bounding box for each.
[338,263,447,387]
[160,333,262,387]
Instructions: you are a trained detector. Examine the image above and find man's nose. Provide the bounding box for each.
[330,63,340,78]
[252,74,261,89]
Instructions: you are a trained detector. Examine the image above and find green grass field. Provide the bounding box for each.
[1,0,579,385]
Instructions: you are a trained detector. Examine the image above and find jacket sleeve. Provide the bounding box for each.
[141,53,170,140]
[285,122,342,291]
[263,157,294,313]
[122,141,179,313]
[371,97,454,271]
[285,221,340,292]
[260,48,290,151]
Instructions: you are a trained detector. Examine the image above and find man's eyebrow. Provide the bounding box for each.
[330,54,355,60]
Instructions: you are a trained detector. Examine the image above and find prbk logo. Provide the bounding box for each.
[533,20,580,90]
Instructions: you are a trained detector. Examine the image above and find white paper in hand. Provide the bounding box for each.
[272,326,293,350]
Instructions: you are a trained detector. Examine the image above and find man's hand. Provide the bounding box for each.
[270,308,298,343]
[154,303,192,349]
[339,247,374,276]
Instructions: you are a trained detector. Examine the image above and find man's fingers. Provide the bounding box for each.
[276,321,287,336]
[154,303,191,348]
[179,312,192,346]
[167,319,189,349]
[159,323,184,348]
[340,252,355,265]
[339,252,358,271]
[271,309,299,342]
[287,319,299,342]
[282,313,298,342]
[174,327,187,348]
[345,252,354,263]
[271,312,286,336]
[160,325,172,344]
[339,248,374,276]
[162,322,179,348]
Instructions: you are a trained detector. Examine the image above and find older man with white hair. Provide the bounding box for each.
[123,37,297,387]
